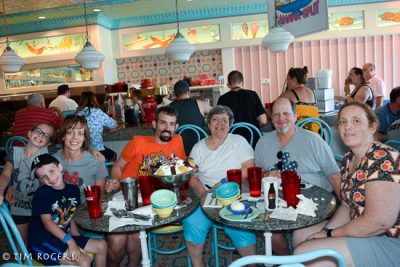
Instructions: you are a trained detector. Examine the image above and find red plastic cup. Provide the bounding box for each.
[179,182,189,201]
[227,169,242,192]
[84,185,102,219]
[138,176,161,206]
[247,166,262,197]
[281,171,301,208]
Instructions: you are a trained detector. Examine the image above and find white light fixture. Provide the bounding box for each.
[0,0,24,72]
[92,8,101,12]
[38,16,46,20]
[262,0,294,53]
[165,0,195,62]
[75,0,104,70]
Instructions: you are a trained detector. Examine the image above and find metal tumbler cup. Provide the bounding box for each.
[120,177,138,211]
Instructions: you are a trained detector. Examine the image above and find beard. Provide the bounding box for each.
[276,126,290,133]
[159,130,172,142]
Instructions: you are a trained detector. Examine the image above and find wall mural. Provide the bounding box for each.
[4,65,93,89]
[121,25,220,51]
[328,11,364,31]
[0,33,86,57]
[377,8,400,27]
[231,20,268,40]
[116,49,222,86]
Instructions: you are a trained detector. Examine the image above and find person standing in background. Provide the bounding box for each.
[76,91,118,162]
[362,63,386,109]
[170,80,212,155]
[217,70,267,146]
[13,93,61,138]
[49,84,78,113]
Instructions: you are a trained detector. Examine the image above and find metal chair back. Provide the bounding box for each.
[175,124,208,141]
[385,140,400,151]
[229,122,263,147]
[0,203,33,265]
[296,118,332,146]
[229,248,346,267]
[5,136,28,154]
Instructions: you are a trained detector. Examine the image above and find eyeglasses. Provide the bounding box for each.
[32,127,52,141]
[210,118,230,125]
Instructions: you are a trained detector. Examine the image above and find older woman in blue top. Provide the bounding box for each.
[76,91,118,162]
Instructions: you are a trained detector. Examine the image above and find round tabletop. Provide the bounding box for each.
[75,190,200,233]
[202,186,336,232]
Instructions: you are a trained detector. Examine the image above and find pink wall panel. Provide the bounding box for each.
[233,33,400,104]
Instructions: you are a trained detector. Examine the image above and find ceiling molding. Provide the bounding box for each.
[1,0,398,37]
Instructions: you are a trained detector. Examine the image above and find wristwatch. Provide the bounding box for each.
[322,227,333,237]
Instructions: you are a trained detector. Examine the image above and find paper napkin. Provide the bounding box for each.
[270,206,298,221]
[203,193,223,208]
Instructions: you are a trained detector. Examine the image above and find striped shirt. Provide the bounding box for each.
[12,106,61,137]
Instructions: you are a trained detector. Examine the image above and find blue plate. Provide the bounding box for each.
[226,201,251,215]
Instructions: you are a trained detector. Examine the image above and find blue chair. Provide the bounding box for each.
[147,224,191,266]
[2,264,78,267]
[296,118,332,146]
[5,136,28,154]
[0,203,33,265]
[229,248,346,267]
[62,110,76,117]
[385,140,400,150]
[229,122,263,147]
[176,124,208,141]
[147,125,207,267]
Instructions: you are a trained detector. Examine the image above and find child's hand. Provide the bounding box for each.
[105,178,120,193]
[66,239,81,262]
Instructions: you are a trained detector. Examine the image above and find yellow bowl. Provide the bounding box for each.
[152,205,175,218]
[217,194,240,207]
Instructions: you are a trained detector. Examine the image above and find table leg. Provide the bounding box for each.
[264,231,272,256]
[139,230,150,267]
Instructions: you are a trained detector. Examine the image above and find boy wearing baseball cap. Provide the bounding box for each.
[28,153,106,266]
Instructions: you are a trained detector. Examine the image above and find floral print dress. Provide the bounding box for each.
[340,142,400,238]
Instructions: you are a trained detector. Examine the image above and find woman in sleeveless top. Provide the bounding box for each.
[279,66,317,106]
[344,67,375,108]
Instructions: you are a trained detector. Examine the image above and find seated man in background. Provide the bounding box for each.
[49,84,78,113]
[104,106,185,267]
[255,97,340,254]
[170,80,212,155]
[374,86,400,142]
[13,93,61,138]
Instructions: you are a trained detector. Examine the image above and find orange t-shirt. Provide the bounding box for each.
[120,135,186,178]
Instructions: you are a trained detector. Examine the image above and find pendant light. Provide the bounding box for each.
[262,0,295,53]
[0,0,24,73]
[75,0,105,70]
[165,0,195,62]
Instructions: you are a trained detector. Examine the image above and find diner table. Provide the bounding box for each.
[202,185,336,256]
[74,189,200,267]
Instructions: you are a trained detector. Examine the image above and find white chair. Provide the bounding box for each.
[229,248,346,267]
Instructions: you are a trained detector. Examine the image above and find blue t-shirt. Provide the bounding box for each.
[375,103,400,134]
[28,184,80,248]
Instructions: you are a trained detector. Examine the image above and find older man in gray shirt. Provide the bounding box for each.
[254,97,340,254]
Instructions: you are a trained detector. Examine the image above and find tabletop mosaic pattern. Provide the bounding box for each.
[116,49,222,86]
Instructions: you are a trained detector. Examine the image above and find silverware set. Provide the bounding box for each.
[110,208,152,221]
[208,193,218,205]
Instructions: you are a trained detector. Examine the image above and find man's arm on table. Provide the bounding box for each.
[106,157,128,192]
